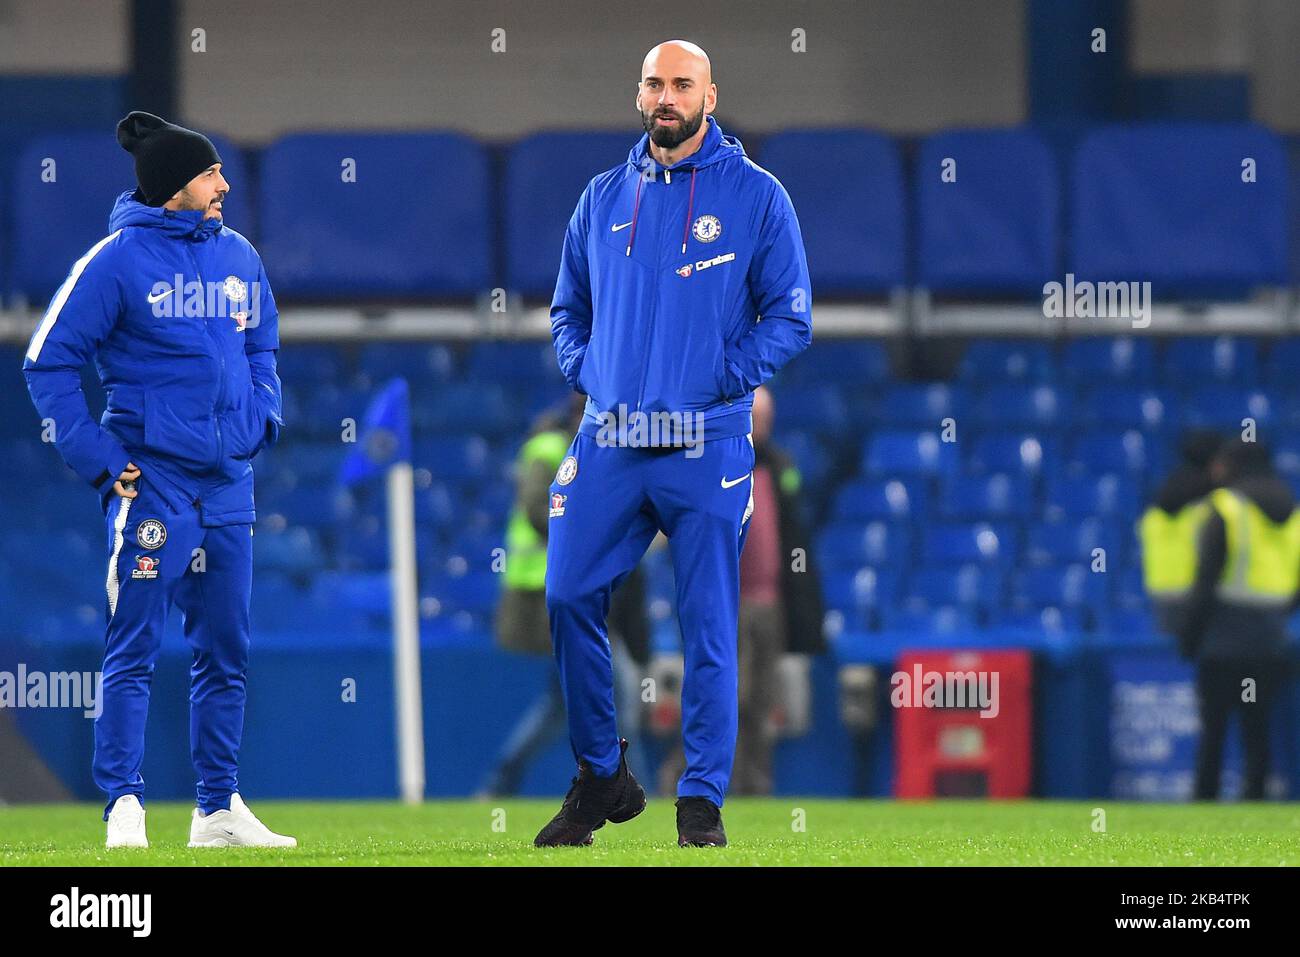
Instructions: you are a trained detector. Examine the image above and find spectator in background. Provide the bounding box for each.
[659,386,825,796]
[1138,429,1222,636]
[482,399,649,796]
[1177,440,1300,801]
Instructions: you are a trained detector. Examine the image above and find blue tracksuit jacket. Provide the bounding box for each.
[551,114,812,441]
[23,190,283,525]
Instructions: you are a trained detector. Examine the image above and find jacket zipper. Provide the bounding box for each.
[188,242,225,469]
[634,168,666,414]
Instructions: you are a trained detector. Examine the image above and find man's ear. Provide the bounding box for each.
[705,84,718,115]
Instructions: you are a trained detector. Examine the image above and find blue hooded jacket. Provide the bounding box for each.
[551,115,812,442]
[23,190,283,526]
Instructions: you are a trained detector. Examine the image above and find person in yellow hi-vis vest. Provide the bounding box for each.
[1139,431,1220,635]
[481,400,649,797]
[1176,440,1300,801]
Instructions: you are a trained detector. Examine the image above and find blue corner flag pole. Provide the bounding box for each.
[340,378,424,803]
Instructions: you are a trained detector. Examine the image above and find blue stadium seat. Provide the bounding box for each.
[1073,385,1174,433]
[277,383,375,438]
[907,564,1004,611]
[1274,438,1300,478]
[1043,471,1137,520]
[767,383,848,435]
[311,570,391,616]
[261,440,349,484]
[757,130,905,294]
[1012,564,1110,613]
[880,603,978,635]
[520,381,575,421]
[816,521,912,569]
[259,133,491,297]
[1112,563,1148,612]
[415,382,517,436]
[916,128,1059,293]
[878,383,970,428]
[357,343,456,385]
[1061,337,1156,383]
[1265,339,1300,389]
[252,523,326,576]
[276,343,353,384]
[1025,515,1129,568]
[415,480,460,528]
[970,383,1068,430]
[821,566,901,629]
[1161,336,1259,386]
[1067,430,1160,475]
[967,433,1058,478]
[11,132,248,303]
[957,339,1056,383]
[1177,386,1273,432]
[831,477,928,522]
[774,430,833,492]
[1071,124,1289,291]
[412,435,495,481]
[939,473,1035,520]
[503,132,630,297]
[465,341,565,383]
[257,480,354,526]
[863,430,960,478]
[778,339,891,386]
[990,606,1087,635]
[1100,608,1160,642]
[921,522,1017,567]
[422,570,501,616]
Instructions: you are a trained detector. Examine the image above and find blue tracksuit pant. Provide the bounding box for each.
[96,477,252,819]
[545,433,754,807]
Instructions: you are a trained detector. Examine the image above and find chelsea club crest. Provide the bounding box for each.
[691,214,722,243]
[223,275,248,304]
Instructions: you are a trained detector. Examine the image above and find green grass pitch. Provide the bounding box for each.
[2,799,1298,866]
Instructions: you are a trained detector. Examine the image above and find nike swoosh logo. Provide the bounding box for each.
[720,474,751,489]
[610,221,632,232]
[147,288,172,303]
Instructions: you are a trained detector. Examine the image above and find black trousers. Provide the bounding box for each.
[1194,657,1285,800]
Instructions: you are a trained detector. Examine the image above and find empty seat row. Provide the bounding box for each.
[3,123,1294,303]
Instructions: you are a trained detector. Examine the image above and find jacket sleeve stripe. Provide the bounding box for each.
[25,228,123,363]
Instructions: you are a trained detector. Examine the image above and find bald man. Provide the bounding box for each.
[537,40,812,847]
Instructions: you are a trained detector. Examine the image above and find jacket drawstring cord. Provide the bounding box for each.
[681,167,697,254]
[625,171,645,256]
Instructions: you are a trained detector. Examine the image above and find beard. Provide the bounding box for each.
[176,188,224,219]
[642,103,705,149]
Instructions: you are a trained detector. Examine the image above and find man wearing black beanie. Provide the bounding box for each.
[22,112,295,849]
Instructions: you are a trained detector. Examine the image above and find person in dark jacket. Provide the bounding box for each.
[1177,439,1300,801]
[1138,430,1221,635]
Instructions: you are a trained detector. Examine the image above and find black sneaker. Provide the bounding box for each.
[534,738,646,847]
[676,796,727,847]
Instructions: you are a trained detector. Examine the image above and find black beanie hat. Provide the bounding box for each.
[116,111,222,207]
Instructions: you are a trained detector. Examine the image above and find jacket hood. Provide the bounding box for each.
[620,115,746,257]
[108,189,224,242]
[625,113,745,174]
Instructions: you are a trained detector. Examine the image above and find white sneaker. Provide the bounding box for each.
[106,794,148,849]
[187,793,298,848]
